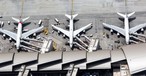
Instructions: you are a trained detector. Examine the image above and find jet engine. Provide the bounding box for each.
[9,38,12,41]
[9,38,12,42]
[33,33,36,37]
[110,29,113,35]
[117,33,120,38]
[117,33,120,36]
[110,29,113,33]
[2,34,5,37]
[58,31,61,35]
[83,30,86,34]
[63,34,66,38]
[2,34,6,39]
[141,28,144,31]
[141,28,144,34]
[77,34,80,37]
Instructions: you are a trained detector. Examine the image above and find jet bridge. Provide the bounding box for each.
[131,33,146,38]
[88,38,99,52]
[82,35,91,43]
[20,37,54,53]
[130,35,145,43]
[74,42,88,51]
[40,39,54,53]
[22,36,55,53]
[120,64,130,76]
[18,65,30,76]
[66,64,79,76]
[20,45,40,52]
[75,36,88,48]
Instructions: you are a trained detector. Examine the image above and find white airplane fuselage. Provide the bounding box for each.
[16,22,22,49]
[69,18,74,48]
[124,15,130,44]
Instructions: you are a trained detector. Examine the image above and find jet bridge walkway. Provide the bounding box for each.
[88,38,99,52]
[66,64,79,76]
[40,39,54,53]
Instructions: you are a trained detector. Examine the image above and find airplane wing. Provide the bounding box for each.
[52,24,70,37]
[21,26,44,38]
[74,23,92,37]
[103,23,125,36]
[130,23,146,33]
[0,29,17,40]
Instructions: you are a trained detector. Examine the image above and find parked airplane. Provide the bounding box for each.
[103,12,146,44]
[0,17,44,50]
[52,14,92,48]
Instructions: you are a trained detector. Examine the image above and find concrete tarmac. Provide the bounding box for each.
[0,0,146,16]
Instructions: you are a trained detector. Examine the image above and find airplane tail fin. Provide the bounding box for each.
[65,14,78,19]
[12,17,20,22]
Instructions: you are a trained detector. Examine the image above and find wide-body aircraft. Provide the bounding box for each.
[103,12,146,44]
[0,17,44,50]
[52,14,92,48]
